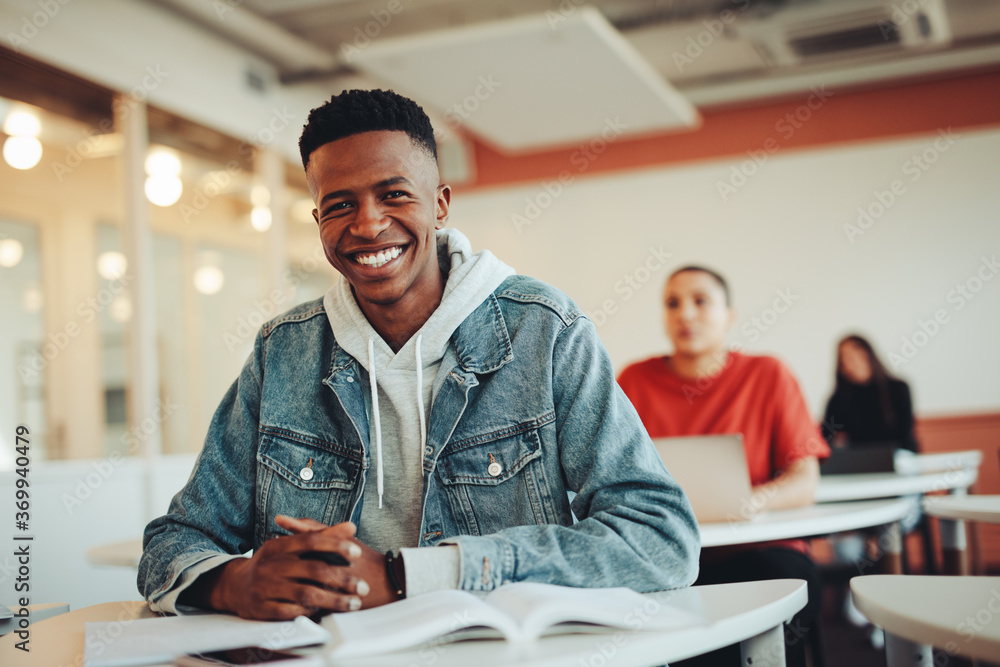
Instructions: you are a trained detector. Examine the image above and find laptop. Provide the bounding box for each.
[820,443,898,475]
[652,434,753,524]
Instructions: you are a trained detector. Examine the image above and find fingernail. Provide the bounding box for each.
[349,597,362,611]
[356,579,370,596]
[348,543,362,559]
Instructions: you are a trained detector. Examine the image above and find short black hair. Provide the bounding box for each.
[668,265,732,306]
[298,89,437,169]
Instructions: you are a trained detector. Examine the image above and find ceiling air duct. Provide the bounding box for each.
[737,0,952,67]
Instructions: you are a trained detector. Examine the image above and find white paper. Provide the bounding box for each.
[83,613,330,667]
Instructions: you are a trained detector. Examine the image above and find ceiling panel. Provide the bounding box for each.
[350,7,701,153]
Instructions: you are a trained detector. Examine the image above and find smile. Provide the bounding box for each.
[352,246,403,268]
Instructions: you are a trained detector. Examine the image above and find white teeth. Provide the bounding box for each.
[355,246,402,268]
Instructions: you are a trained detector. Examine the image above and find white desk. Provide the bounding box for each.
[815,467,979,503]
[923,495,1000,524]
[86,538,143,567]
[894,450,982,476]
[0,603,69,637]
[699,497,913,552]
[851,575,1000,665]
[0,580,807,667]
[923,494,1000,575]
[817,461,981,574]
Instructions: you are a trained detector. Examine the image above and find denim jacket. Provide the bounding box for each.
[139,275,700,605]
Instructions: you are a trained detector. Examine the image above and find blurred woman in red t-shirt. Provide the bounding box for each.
[618,266,829,667]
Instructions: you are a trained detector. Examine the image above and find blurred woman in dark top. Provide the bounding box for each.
[824,334,926,644]
[824,334,918,451]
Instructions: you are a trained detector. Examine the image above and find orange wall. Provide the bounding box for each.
[459,68,1000,191]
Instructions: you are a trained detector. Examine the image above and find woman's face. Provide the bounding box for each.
[663,270,734,358]
[839,340,873,384]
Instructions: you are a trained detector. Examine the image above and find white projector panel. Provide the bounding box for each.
[350,7,700,153]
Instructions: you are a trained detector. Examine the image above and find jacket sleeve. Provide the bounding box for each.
[447,314,701,593]
[136,332,264,612]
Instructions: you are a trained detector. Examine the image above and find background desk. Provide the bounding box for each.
[851,575,1000,665]
[815,468,979,503]
[817,465,980,574]
[87,538,143,568]
[0,580,807,667]
[700,498,912,549]
[923,495,1000,575]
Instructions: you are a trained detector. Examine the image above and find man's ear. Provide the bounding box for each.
[435,184,452,229]
[726,306,737,332]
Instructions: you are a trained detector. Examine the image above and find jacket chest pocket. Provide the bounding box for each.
[436,425,554,536]
[256,431,361,542]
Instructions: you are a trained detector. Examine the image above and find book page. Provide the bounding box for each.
[325,589,520,658]
[485,582,704,642]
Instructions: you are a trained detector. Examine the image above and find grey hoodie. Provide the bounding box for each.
[323,228,514,591]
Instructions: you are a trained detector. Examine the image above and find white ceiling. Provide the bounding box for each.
[152,0,1000,151]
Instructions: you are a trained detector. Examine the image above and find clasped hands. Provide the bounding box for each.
[197,516,398,620]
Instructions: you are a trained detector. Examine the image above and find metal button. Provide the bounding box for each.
[487,462,502,477]
[424,446,433,456]
[346,376,354,383]
[300,467,314,481]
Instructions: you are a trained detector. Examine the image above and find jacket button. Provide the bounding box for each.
[487,462,502,477]
[424,446,433,456]
[346,376,354,383]
[300,467,314,481]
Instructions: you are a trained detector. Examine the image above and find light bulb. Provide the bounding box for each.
[145,149,181,176]
[3,111,40,137]
[144,174,183,207]
[97,251,128,280]
[194,265,225,295]
[0,238,25,267]
[250,206,272,232]
[3,136,42,170]
[251,184,270,207]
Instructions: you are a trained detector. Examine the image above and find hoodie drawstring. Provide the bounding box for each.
[368,335,427,510]
[415,334,427,453]
[368,339,384,508]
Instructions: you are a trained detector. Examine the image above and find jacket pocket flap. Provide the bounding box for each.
[258,432,358,490]
[438,428,542,486]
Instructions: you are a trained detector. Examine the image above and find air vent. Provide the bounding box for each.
[790,21,902,58]
[738,0,951,67]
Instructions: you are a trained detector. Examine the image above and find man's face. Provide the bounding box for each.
[663,270,734,357]
[307,130,450,312]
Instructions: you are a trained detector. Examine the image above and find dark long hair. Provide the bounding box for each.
[835,334,897,427]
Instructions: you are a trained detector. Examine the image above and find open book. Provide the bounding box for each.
[324,582,704,659]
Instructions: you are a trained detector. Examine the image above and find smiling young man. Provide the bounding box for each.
[138,89,699,619]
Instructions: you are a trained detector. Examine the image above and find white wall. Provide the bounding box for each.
[452,126,1000,418]
[0,455,196,611]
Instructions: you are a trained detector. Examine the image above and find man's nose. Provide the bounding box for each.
[676,301,697,320]
[350,198,390,238]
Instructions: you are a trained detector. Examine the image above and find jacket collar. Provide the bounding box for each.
[328,291,513,377]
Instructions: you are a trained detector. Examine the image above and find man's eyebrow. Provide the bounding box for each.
[317,177,414,210]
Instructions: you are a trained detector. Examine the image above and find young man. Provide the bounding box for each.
[618,266,829,667]
[138,89,699,619]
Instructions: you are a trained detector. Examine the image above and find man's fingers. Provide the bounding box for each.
[282,582,364,614]
[275,515,328,533]
[292,560,370,595]
[238,600,314,621]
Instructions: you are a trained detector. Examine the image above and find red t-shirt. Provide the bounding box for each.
[618,352,830,556]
